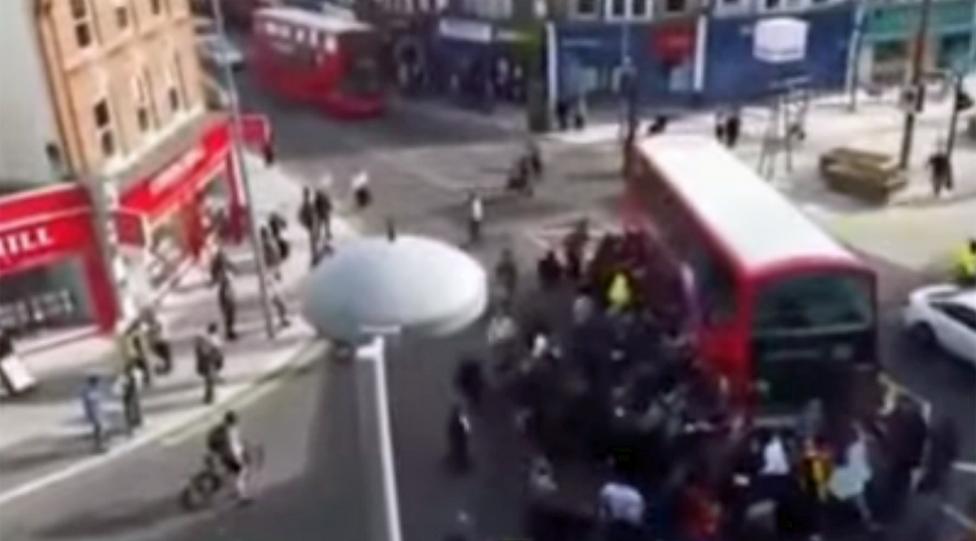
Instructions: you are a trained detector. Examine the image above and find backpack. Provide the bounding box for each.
[207,425,228,454]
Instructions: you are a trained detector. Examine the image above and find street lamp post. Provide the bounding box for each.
[209,0,275,339]
[897,0,934,169]
[303,235,488,541]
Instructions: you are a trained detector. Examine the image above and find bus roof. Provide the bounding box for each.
[254,6,371,34]
[637,135,860,274]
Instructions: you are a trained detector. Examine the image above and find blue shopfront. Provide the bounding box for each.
[428,18,532,108]
[702,4,855,103]
[554,19,699,109]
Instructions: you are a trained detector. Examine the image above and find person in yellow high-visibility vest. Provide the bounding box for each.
[607,270,632,312]
[952,239,976,286]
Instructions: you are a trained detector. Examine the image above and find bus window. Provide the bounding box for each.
[687,244,737,325]
[753,273,873,336]
[341,57,380,95]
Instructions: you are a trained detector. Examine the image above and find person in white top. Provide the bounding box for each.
[598,479,645,528]
[351,170,371,209]
[467,191,484,246]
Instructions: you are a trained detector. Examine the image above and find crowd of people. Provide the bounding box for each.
[443,222,963,541]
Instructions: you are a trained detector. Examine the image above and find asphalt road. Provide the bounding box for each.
[1,72,973,540]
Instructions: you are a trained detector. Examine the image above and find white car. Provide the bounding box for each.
[197,34,245,71]
[903,284,976,365]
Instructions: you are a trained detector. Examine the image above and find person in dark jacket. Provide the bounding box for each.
[927,147,953,197]
[446,403,473,472]
[454,357,485,408]
[119,362,144,435]
[298,187,318,261]
[217,275,237,341]
[195,324,224,404]
[880,397,928,517]
[537,250,563,290]
[210,246,234,286]
[314,188,333,241]
[917,416,959,495]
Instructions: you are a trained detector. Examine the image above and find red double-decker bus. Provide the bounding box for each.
[250,7,385,118]
[625,135,878,410]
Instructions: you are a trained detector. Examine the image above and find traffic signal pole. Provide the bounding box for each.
[210,0,276,340]
[898,0,934,169]
[946,74,970,159]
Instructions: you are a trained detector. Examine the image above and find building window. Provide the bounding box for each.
[664,0,684,12]
[70,0,93,48]
[167,54,187,113]
[93,99,115,158]
[634,0,651,17]
[132,73,152,133]
[608,0,627,18]
[573,0,598,17]
[115,4,130,30]
[606,0,652,19]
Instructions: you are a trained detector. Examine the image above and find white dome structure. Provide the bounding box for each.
[302,234,488,343]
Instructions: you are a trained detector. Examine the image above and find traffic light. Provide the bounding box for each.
[955,88,973,112]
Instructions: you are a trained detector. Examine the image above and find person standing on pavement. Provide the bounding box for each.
[260,226,282,282]
[446,402,473,472]
[268,212,290,265]
[217,274,238,341]
[143,308,172,375]
[81,374,108,452]
[351,170,372,210]
[467,191,484,246]
[314,187,333,242]
[926,143,954,197]
[298,187,319,265]
[494,248,518,304]
[210,245,234,287]
[117,361,144,435]
[265,276,290,329]
[195,323,224,404]
[121,324,153,389]
[724,110,742,148]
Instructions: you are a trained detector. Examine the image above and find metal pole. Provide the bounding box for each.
[355,336,403,541]
[847,0,868,112]
[210,0,275,339]
[946,73,962,158]
[898,0,934,169]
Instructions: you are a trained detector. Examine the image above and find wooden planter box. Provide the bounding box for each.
[819,147,907,203]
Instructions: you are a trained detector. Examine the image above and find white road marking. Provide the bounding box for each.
[0,341,324,508]
[158,343,323,447]
[943,503,976,533]
[954,461,976,475]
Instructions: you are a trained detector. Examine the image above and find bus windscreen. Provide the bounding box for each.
[753,273,873,336]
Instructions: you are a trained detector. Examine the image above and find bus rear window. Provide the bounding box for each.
[753,273,873,335]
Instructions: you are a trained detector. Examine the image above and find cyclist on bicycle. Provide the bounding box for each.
[206,410,250,502]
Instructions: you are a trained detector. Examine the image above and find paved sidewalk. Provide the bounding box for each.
[0,155,353,506]
[538,87,976,274]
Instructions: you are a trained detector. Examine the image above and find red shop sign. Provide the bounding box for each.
[650,22,696,64]
[119,120,232,223]
[0,185,96,275]
[0,211,97,275]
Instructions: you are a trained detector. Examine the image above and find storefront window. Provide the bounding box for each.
[0,259,93,335]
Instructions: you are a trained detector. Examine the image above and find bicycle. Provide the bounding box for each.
[179,442,264,511]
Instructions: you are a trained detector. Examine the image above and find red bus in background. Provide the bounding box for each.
[625,135,878,411]
[250,7,385,119]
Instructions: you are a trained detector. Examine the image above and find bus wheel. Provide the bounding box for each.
[909,323,937,350]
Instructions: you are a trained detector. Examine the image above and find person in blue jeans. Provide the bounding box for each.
[81,375,107,452]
